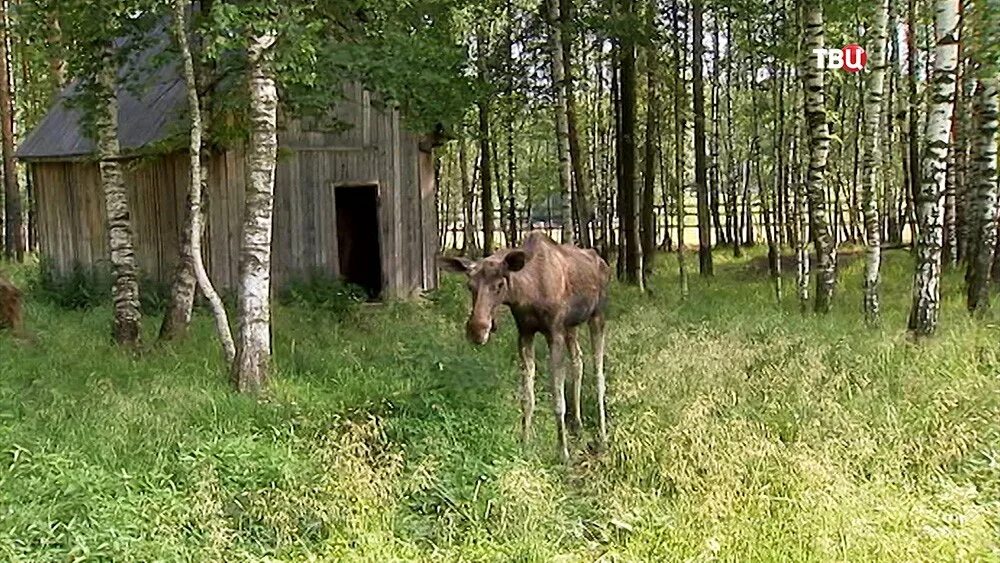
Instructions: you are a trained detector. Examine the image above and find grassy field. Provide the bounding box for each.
[1,248,998,561]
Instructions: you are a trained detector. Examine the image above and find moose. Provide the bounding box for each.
[440,231,611,462]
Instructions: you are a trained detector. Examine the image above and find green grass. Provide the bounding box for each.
[1,249,998,561]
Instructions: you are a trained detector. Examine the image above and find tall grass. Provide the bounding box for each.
[0,249,997,561]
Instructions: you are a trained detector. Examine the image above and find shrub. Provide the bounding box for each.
[34,258,169,313]
[278,274,368,315]
[35,259,109,310]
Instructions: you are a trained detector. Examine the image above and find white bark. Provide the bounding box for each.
[546,0,573,244]
[795,178,810,308]
[801,4,836,313]
[169,0,235,361]
[231,30,278,392]
[160,0,199,340]
[861,0,890,321]
[909,0,960,336]
[97,52,142,345]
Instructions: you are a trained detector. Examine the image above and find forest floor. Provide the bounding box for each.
[1,248,999,561]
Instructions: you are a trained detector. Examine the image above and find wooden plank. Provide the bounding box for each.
[391,109,403,298]
[208,151,228,288]
[362,90,371,146]
[280,145,371,153]
[304,151,317,275]
[202,154,216,284]
[226,148,239,289]
[405,137,419,295]
[273,153,292,288]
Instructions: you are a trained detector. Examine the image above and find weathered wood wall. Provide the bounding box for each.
[30,84,438,298]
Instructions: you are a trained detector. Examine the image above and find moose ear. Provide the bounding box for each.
[438,255,476,274]
[504,250,529,272]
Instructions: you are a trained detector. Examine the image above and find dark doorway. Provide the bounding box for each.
[335,185,383,298]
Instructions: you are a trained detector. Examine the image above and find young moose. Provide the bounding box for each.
[440,231,611,462]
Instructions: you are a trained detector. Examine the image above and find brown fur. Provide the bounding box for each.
[0,274,24,332]
[440,231,611,461]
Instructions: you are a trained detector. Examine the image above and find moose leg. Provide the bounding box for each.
[518,332,536,445]
[546,330,570,462]
[589,315,608,446]
[566,327,584,437]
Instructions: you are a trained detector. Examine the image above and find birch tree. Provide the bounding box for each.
[905,0,921,241]
[96,48,143,346]
[475,24,494,256]
[692,0,713,276]
[908,0,960,337]
[672,0,688,298]
[460,137,477,254]
[800,2,836,313]
[640,0,658,285]
[164,0,235,360]
[860,0,890,322]
[545,0,573,245]
[160,0,199,341]
[560,0,593,249]
[965,76,998,313]
[231,27,278,392]
[49,0,155,346]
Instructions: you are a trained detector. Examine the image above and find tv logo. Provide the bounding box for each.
[812,44,867,73]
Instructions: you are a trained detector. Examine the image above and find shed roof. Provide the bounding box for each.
[17,32,186,161]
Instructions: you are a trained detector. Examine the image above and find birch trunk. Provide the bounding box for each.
[908,0,960,337]
[905,0,921,243]
[460,138,477,255]
[861,0,889,321]
[672,0,688,298]
[885,7,902,245]
[744,17,779,299]
[793,61,810,309]
[476,26,494,255]
[944,36,962,267]
[775,62,787,249]
[159,2,198,340]
[506,122,518,246]
[164,0,235,359]
[478,98,494,255]
[96,52,142,346]
[545,0,573,244]
[505,3,518,247]
[640,0,657,285]
[692,0,713,276]
[46,13,65,92]
[751,68,781,303]
[956,62,976,264]
[801,3,836,313]
[560,0,593,248]
[710,16,724,247]
[231,30,278,392]
[726,16,741,257]
[965,78,998,313]
[593,33,610,257]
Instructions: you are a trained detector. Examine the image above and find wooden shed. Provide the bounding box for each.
[16,58,440,299]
